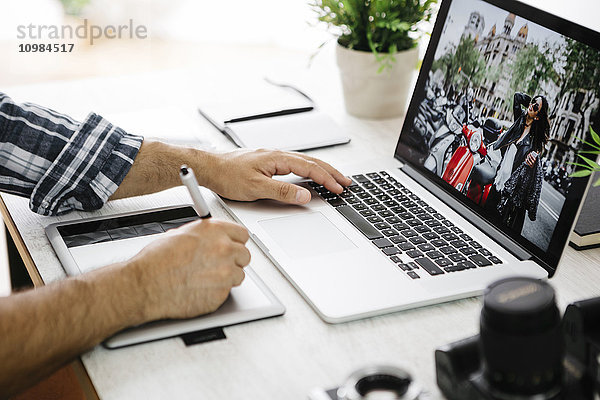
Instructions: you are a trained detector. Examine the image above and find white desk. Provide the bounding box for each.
[3,45,600,400]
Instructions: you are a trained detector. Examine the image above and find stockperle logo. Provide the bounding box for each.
[17,19,148,45]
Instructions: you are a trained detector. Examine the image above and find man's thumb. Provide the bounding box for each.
[269,180,311,204]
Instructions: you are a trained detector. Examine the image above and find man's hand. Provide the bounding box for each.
[525,151,538,168]
[201,149,352,204]
[130,219,250,321]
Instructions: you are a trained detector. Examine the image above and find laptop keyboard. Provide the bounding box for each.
[309,171,502,279]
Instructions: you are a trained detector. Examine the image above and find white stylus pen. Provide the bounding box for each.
[179,165,211,218]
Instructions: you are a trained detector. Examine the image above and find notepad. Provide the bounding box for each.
[223,111,350,151]
[197,78,350,151]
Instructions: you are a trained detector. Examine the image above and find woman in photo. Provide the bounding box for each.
[485,92,550,233]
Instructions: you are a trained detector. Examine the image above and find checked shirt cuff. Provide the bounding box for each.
[29,113,142,216]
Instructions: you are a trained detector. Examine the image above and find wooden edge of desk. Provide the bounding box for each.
[0,195,100,400]
[0,195,44,287]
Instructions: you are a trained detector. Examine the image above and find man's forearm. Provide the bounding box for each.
[0,261,146,398]
[110,140,217,200]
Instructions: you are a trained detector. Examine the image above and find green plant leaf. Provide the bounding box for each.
[594,176,600,186]
[567,162,593,169]
[591,126,600,146]
[570,169,593,178]
[577,154,600,170]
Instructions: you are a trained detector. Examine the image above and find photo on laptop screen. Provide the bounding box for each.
[398,0,600,264]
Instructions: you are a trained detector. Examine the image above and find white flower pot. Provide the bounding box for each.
[336,43,419,119]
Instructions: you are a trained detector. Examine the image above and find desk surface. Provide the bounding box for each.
[4,29,600,400]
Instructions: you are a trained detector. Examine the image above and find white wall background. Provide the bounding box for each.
[0,0,331,50]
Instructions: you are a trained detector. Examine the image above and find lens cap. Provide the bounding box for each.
[482,277,558,334]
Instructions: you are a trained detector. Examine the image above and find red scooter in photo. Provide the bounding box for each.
[441,119,502,206]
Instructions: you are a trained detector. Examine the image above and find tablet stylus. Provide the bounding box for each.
[179,165,212,218]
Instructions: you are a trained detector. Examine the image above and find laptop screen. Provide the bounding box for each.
[396,0,599,273]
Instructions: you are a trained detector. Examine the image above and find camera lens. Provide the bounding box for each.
[480,277,562,397]
[336,365,422,400]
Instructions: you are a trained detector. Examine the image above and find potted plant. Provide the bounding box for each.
[311,0,437,119]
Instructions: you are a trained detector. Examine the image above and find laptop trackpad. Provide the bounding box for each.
[258,212,357,259]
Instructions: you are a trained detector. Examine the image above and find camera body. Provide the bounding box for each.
[435,279,600,400]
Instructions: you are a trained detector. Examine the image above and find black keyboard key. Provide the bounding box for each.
[435,258,453,267]
[433,213,444,220]
[407,271,421,279]
[390,236,407,244]
[425,206,436,213]
[373,238,393,248]
[374,178,387,185]
[349,186,365,193]
[381,229,399,237]
[469,254,492,267]
[383,200,398,208]
[353,174,370,183]
[450,240,468,249]
[370,188,384,196]
[407,262,419,270]
[398,263,413,271]
[425,220,441,227]
[442,220,454,227]
[407,219,423,227]
[339,191,354,199]
[434,227,450,234]
[480,248,492,256]
[357,192,371,199]
[379,210,394,218]
[393,223,410,231]
[352,203,367,211]
[423,232,439,240]
[399,242,415,251]
[431,239,447,247]
[409,236,426,245]
[425,250,444,259]
[469,241,482,249]
[389,189,401,196]
[383,247,401,256]
[397,212,411,220]
[449,253,466,262]
[451,226,462,234]
[415,258,444,276]
[364,198,378,206]
[360,209,375,217]
[385,216,401,224]
[462,247,478,256]
[337,205,382,240]
[457,261,477,269]
[366,172,381,179]
[327,197,345,207]
[374,222,391,230]
[489,256,503,264]
[400,229,418,238]
[390,255,402,263]
[367,216,383,223]
[407,250,424,258]
[439,246,457,255]
[376,194,391,202]
[415,225,431,233]
[364,182,376,190]
[460,233,472,241]
[442,233,458,241]
[345,197,360,205]
[415,213,433,221]
[379,171,390,177]
[418,243,435,252]
[372,204,386,212]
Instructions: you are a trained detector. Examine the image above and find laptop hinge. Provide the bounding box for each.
[400,164,532,261]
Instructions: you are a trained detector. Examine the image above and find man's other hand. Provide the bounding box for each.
[130,219,250,321]
[202,149,352,204]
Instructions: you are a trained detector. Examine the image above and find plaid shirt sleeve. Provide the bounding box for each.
[0,92,143,216]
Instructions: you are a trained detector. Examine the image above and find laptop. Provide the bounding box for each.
[219,0,599,323]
